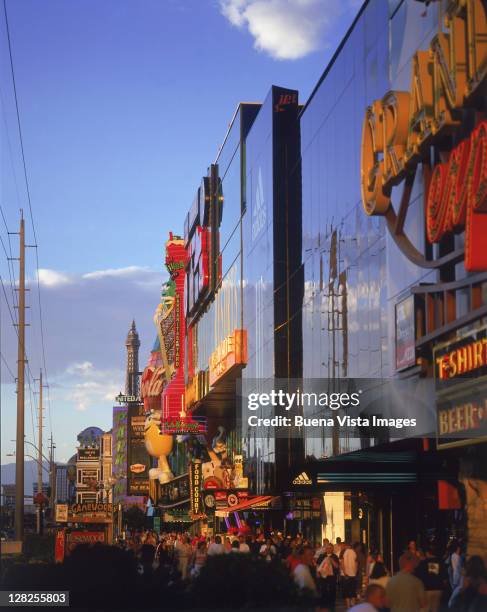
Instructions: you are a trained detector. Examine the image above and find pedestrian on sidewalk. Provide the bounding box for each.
[386,551,425,612]
[415,545,448,612]
[293,544,319,599]
[317,543,339,611]
[174,534,192,580]
[341,542,359,609]
[369,561,390,590]
[449,555,487,611]
[348,584,387,612]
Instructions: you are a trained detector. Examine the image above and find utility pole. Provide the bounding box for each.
[36,370,43,535]
[49,437,56,512]
[38,371,43,497]
[14,215,25,541]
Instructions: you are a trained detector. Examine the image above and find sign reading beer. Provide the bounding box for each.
[360,0,487,272]
[437,388,487,440]
[209,329,247,386]
[435,325,487,448]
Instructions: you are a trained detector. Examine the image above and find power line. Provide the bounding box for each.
[0,272,40,450]
[1,352,16,381]
[2,0,37,247]
[3,0,53,441]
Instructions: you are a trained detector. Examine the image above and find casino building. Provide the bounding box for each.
[180,88,302,529]
[288,0,487,564]
[145,0,487,562]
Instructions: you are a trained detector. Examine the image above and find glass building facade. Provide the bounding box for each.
[242,86,302,495]
[169,0,487,559]
[290,0,487,557]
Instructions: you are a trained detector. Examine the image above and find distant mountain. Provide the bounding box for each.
[1,461,50,498]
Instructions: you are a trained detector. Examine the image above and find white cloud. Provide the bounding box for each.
[54,366,124,414]
[37,268,72,287]
[220,0,346,60]
[82,266,149,280]
[66,361,94,375]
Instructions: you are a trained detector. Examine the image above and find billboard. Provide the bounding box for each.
[127,403,151,496]
[112,405,128,503]
[77,447,100,462]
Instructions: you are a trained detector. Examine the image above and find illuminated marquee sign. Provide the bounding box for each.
[434,325,487,448]
[435,327,487,387]
[209,329,247,386]
[160,234,187,428]
[67,502,113,523]
[163,415,207,435]
[70,502,113,514]
[185,167,223,322]
[438,391,487,437]
[189,460,205,519]
[360,0,487,272]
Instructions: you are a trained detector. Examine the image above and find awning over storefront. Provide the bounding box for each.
[215,495,280,517]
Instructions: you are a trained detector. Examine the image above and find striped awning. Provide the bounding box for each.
[215,495,280,518]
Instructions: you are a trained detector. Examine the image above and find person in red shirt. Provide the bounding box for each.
[287,544,302,572]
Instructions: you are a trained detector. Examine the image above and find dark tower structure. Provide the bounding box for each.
[125,320,140,397]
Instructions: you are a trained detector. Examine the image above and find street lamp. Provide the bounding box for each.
[11,439,51,465]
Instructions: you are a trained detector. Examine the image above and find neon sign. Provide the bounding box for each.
[360,0,487,271]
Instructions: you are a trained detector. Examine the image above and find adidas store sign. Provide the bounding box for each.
[293,472,312,485]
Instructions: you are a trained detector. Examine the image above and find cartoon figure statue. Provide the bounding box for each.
[144,409,174,486]
[211,426,228,461]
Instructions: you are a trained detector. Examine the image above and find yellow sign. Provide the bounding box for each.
[55,504,68,523]
[70,502,113,514]
[438,398,487,436]
[436,338,487,380]
[209,329,247,386]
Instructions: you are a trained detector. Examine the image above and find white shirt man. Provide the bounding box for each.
[343,546,358,576]
[207,537,225,556]
[238,540,250,553]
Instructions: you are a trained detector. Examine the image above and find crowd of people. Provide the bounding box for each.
[118,530,487,611]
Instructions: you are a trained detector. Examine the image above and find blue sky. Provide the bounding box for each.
[1,0,360,466]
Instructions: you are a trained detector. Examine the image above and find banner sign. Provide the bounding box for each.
[128,404,151,496]
[112,405,128,503]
